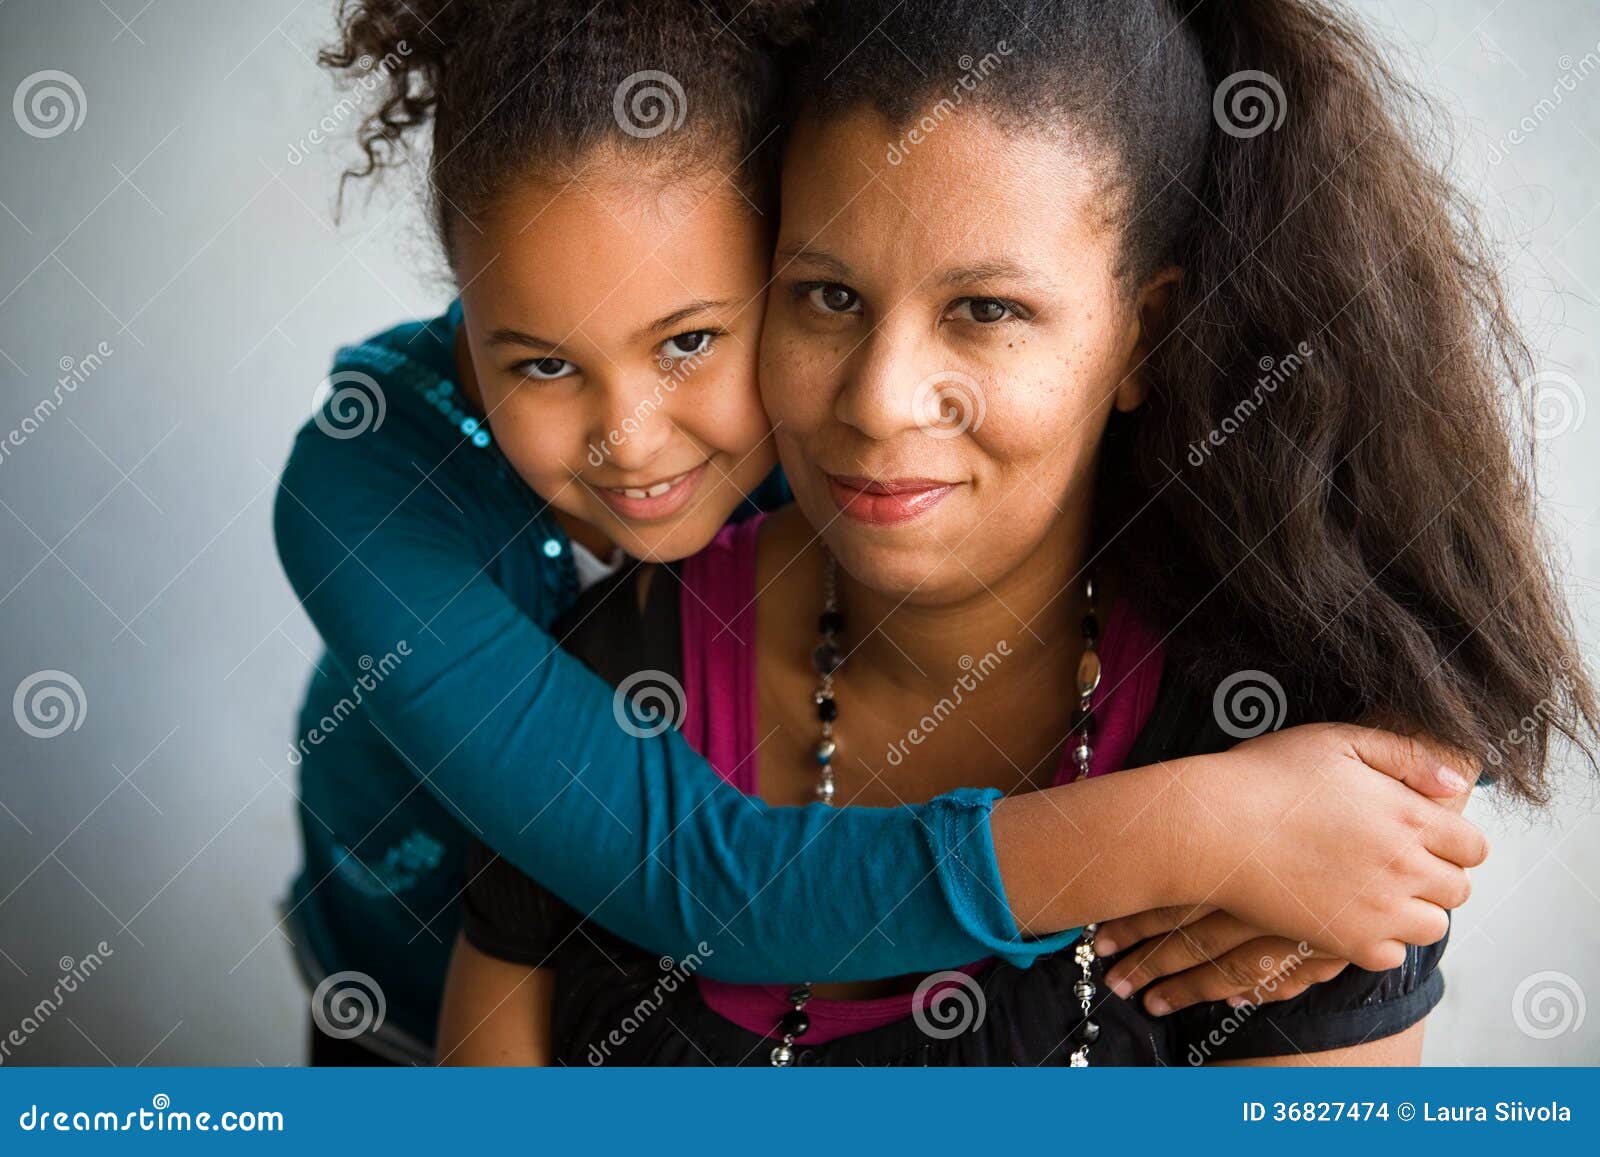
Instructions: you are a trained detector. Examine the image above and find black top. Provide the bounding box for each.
[463,567,1445,1066]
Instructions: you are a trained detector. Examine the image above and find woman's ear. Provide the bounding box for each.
[1114,266,1182,413]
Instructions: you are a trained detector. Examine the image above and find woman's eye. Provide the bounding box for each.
[948,297,1016,324]
[804,283,862,315]
[661,330,714,360]
[516,356,577,381]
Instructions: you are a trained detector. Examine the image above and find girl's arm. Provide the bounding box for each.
[276,420,1482,982]
[435,935,552,1066]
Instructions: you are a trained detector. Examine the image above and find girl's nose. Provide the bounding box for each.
[592,373,677,472]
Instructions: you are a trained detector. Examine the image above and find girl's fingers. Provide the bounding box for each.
[1103,910,1255,998]
[1094,904,1216,958]
[1421,812,1490,868]
[1344,726,1476,799]
[1415,864,1473,910]
[1140,942,1348,1015]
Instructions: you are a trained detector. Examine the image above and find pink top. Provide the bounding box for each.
[679,515,1166,1044]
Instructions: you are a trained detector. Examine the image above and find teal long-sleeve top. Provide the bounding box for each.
[274,303,1079,1047]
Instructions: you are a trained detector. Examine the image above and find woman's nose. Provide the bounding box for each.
[833,327,982,442]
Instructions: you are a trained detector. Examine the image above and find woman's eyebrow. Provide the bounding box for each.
[774,244,853,279]
[938,259,1046,287]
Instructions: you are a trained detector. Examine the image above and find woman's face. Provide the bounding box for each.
[455,155,776,562]
[761,108,1169,602]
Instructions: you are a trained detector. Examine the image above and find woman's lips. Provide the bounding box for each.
[594,461,709,521]
[826,473,957,525]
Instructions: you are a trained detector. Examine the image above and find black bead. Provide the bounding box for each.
[1081,614,1100,643]
[812,642,844,676]
[816,696,838,722]
[1070,1018,1100,1046]
[1070,709,1097,737]
[818,610,844,635]
[780,1009,811,1038]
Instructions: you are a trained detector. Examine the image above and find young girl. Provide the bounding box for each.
[439,0,1596,1065]
[278,0,1503,1064]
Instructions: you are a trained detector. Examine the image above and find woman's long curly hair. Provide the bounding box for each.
[793,0,1596,802]
[320,0,812,257]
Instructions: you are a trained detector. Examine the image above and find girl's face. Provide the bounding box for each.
[455,156,776,562]
[761,108,1171,602]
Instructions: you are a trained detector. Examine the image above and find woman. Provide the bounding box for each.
[439,0,1593,1065]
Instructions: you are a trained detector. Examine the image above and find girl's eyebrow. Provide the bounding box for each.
[486,327,559,350]
[632,299,732,343]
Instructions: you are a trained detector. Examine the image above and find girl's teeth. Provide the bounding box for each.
[618,473,685,500]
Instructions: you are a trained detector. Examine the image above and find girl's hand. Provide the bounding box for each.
[1176,723,1485,973]
[1095,905,1351,1015]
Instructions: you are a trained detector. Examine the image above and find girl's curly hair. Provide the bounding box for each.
[793,0,1597,803]
[321,0,812,256]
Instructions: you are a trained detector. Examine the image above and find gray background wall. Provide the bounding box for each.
[0,0,1595,1066]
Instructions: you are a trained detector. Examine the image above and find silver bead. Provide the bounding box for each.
[770,1043,795,1066]
[816,777,836,803]
[1073,742,1092,767]
[815,737,837,762]
[1074,981,1095,1001]
[1074,942,1095,966]
[1076,649,1102,697]
[1069,1049,1088,1067]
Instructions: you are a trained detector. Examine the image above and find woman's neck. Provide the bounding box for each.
[764,504,1099,707]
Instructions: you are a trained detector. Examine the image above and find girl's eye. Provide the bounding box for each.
[661,330,714,360]
[947,297,1018,324]
[804,283,862,315]
[515,356,577,381]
